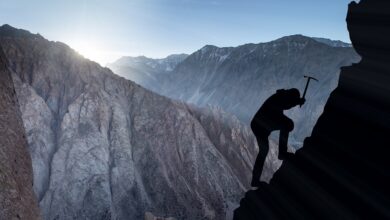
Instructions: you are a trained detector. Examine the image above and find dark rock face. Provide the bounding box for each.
[110,35,360,147]
[0,48,41,220]
[0,25,276,220]
[234,1,390,219]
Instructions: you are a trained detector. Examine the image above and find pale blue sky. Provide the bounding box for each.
[0,0,356,65]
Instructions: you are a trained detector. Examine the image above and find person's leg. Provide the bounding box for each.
[278,129,289,160]
[251,135,269,187]
[278,115,294,160]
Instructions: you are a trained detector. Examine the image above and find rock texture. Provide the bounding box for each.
[110,35,360,147]
[0,24,274,220]
[0,47,41,220]
[144,212,176,220]
[233,1,390,219]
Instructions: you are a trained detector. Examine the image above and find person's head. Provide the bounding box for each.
[287,88,300,97]
[277,88,300,96]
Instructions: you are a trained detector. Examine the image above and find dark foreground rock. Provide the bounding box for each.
[0,48,40,219]
[234,1,390,219]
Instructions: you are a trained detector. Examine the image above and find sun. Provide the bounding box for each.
[65,39,120,66]
[69,40,102,63]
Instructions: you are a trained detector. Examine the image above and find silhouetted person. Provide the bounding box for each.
[250,88,305,187]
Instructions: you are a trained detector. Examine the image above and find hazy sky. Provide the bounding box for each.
[0,0,355,65]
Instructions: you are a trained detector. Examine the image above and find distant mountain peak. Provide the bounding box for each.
[165,53,189,59]
[270,35,352,49]
[199,44,234,52]
[199,45,219,53]
[0,24,13,29]
[114,54,188,63]
[276,34,311,40]
[0,24,43,39]
[312,37,352,47]
[272,35,318,45]
[196,35,350,56]
[107,53,189,89]
[202,44,218,49]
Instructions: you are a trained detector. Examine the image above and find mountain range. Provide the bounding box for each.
[2,0,388,219]
[108,54,188,92]
[0,23,362,220]
[108,35,360,147]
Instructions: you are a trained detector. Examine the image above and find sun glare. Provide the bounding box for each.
[66,40,121,66]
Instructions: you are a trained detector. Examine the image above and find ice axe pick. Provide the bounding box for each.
[300,75,318,107]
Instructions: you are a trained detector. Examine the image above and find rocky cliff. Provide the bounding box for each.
[0,47,41,220]
[0,24,274,220]
[234,0,390,218]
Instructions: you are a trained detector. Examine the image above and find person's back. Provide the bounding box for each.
[251,89,302,137]
[258,88,301,114]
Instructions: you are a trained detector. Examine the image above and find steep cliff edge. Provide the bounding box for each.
[0,48,40,219]
[234,1,390,219]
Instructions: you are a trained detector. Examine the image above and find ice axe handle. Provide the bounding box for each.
[300,75,318,107]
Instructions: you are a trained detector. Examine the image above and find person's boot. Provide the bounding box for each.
[251,178,261,187]
[278,152,287,160]
[278,152,294,160]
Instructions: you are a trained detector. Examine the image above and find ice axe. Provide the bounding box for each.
[300,75,318,107]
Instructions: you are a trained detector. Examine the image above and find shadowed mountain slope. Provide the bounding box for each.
[0,47,41,220]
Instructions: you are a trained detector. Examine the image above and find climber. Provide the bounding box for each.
[250,88,305,187]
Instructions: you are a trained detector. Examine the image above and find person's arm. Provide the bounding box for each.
[289,91,305,107]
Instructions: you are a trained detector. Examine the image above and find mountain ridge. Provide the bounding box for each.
[110,33,360,147]
[182,35,351,54]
